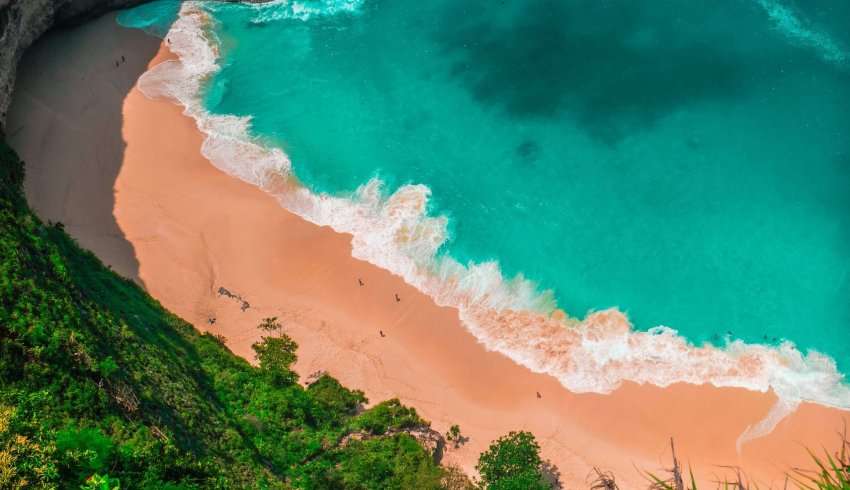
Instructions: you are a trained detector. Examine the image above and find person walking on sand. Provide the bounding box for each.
[394,293,401,302]
[379,330,385,337]
[536,391,542,399]
[121,55,125,63]
[358,278,364,286]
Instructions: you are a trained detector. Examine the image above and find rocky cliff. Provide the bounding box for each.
[0,0,158,132]
[0,0,153,133]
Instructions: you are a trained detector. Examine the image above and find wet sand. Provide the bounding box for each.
[8,13,847,488]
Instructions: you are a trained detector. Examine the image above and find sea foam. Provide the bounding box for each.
[754,0,848,66]
[132,1,850,444]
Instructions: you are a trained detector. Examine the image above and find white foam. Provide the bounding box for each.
[736,396,801,454]
[240,0,365,23]
[141,1,850,446]
[754,0,848,66]
[137,5,292,186]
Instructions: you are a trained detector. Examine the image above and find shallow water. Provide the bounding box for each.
[119,0,850,403]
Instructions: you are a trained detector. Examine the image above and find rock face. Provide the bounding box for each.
[0,0,149,132]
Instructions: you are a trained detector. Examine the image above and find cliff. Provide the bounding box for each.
[0,135,455,487]
[0,0,159,131]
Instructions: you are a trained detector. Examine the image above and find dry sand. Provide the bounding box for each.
[8,13,847,488]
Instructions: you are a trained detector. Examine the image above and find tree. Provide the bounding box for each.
[252,333,298,386]
[307,374,366,425]
[252,317,299,385]
[476,431,548,490]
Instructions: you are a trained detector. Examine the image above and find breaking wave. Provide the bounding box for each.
[127,1,850,443]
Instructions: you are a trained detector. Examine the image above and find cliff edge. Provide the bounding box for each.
[0,0,158,131]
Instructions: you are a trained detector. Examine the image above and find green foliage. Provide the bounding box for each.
[790,438,850,490]
[350,399,427,436]
[641,437,850,490]
[476,431,548,490]
[252,334,299,386]
[55,426,115,478]
[332,434,444,489]
[0,139,450,488]
[307,374,367,426]
[82,473,121,490]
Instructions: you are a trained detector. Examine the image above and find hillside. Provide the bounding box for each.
[0,139,463,488]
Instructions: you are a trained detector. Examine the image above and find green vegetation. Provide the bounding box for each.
[475,431,548,490]
[638,438,850,490]
[8,128,842,489]
[791,440,850,490]
[0,139,467,488]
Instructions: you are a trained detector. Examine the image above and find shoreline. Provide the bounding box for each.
[153,2,850,414]
[8,12,848,488]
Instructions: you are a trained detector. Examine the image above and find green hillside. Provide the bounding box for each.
[0,139,471,489]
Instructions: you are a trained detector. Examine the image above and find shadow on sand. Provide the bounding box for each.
[6,12,166,286]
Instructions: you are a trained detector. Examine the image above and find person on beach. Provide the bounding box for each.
[358,278,364,286]
[536,391,542,399]
[379,330,385,337]
[394,293,400,302]
[121,55,125,63]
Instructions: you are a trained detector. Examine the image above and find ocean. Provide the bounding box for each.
[118,0,850,420]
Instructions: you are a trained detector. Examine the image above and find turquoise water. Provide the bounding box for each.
[115,0,180,37]
[121,1,850,379]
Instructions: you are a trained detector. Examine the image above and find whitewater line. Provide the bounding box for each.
[753,0,848,66]
[126,1,850,445]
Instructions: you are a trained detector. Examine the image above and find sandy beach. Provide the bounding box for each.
[8,13,847,488]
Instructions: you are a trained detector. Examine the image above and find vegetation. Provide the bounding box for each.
[475,431,548,490]
[791,438,850,490]
[638,437,850,490]
[6,131,843,489]
[0,139,462,488]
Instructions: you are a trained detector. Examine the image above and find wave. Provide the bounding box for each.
[753,0,848,66]
[252,0,364,23]
[132,1,850,444]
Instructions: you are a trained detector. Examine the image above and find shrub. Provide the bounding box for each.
[476,431,548,490]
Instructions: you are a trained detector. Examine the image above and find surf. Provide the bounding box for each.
[118,0,850,439]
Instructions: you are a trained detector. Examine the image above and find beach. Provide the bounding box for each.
[8,12,847,488]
